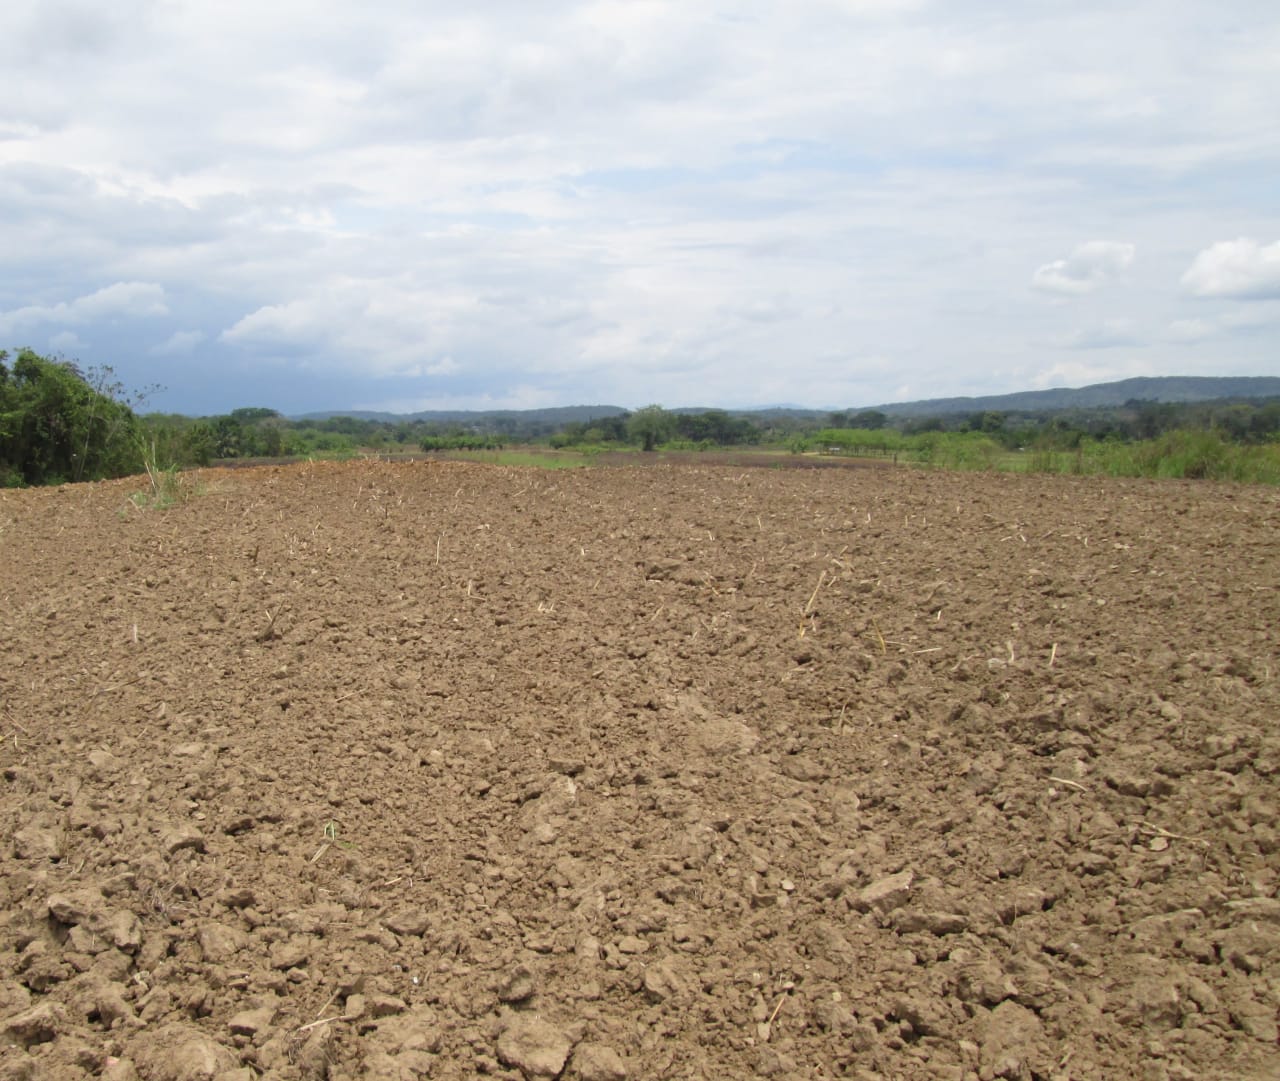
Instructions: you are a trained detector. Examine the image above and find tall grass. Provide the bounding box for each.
[1022,431,1280,483]
[915,432,1004,471]
[814,426,1280,483]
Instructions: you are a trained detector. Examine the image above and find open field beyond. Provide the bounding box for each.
[1,460,1278,1080]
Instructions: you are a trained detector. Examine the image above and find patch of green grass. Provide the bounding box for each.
[1009,432,1280,483]
[129,466,196,510]
[443,448,600,469]
[306,447,360,462]
[128,440,199,510]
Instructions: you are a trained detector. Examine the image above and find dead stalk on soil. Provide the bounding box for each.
[295,1016,341,1034]
[803,571,826,616]
[1138,821,1209,847]
[256,607,282,642]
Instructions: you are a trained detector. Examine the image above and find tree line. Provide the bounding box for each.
[3,347,1279,488]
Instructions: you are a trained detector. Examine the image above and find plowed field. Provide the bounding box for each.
[2,460,1278,1080]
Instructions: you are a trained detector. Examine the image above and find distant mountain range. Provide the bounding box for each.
[294,376,1280,424]
[869,376,1280,417]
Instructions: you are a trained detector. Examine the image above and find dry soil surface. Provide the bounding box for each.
[1,460,1278,1081]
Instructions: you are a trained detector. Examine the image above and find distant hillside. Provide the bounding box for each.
[291,377,1280,425]
[872,376,1280,417]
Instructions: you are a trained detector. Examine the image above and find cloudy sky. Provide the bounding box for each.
[2,1,1277,415]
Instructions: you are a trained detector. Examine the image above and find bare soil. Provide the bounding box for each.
[1,460,1277,1081]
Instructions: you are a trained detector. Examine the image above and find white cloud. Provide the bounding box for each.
[1032,242,1135,296]
[1165,318,1216,343]
[1219,303,1280,331]
[150,329,206,355]
[423,356,459,376]
[221,301,322,350]
[1181,238,1280,300]
[48,330,82,351]
[355,385,559,413]
[1,3,1278,411]
[1032,360,1151,389]
[1061,318,1139,350]
[0,281,167,334]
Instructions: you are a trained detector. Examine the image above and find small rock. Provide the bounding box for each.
[102,1058,143,1081]
[13,824,62,861]
[214,887,256,909]
[366,993,407,1018]
[852,871,914,913]
[495,1014,573,1078]
[48,888,106,927]
[641,959,687,1004]
[615,935,648,955]
[96,981,137,1027]
[892,910,969,936]
[384,908,430,937]
[498,965,536,1004]
[107,910,143,953]
[891,994,952,1037]
[228,1006,275,1037]
[1225,898,1280,923]
[88,749,122,772]
[1184,976,1219,1014]
[1232,1000,1279,1043]
[754,1046,798,1076]
[132,1022,239,1081]
[779,756,828,782]
[572,1042,629,1081]
[978,1000,1044,1080]
[1,1001,67,1046]
[268,938,310,971]
[198,923,250,963]
[161,823,206,854]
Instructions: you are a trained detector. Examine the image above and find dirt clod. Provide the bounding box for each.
[1,460,1277,1079]
[495,1013,574,1077]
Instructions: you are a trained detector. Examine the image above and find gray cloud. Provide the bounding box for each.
[0,1,1276,413]
[0,282,168,335]
[1032,242,1136,297]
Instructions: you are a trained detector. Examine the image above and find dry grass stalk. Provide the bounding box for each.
[804,571,826,615]
[295,1016,341,1034]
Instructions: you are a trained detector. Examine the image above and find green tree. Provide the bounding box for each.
[850,410,887,430]
[0,349,142,485]
[627,404,675,451]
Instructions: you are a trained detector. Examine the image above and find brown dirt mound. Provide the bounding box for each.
[1,460,1277,1080]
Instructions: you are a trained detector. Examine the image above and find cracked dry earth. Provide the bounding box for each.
[1,459,1278,1081]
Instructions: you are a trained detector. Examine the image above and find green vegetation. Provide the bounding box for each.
[436,448,601,469]
[627,404,676,452]
[129,447,196,510]
[0,349,144,486]
[4,348,1279,487]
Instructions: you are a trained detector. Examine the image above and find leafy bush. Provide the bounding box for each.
[0,350,142,485]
